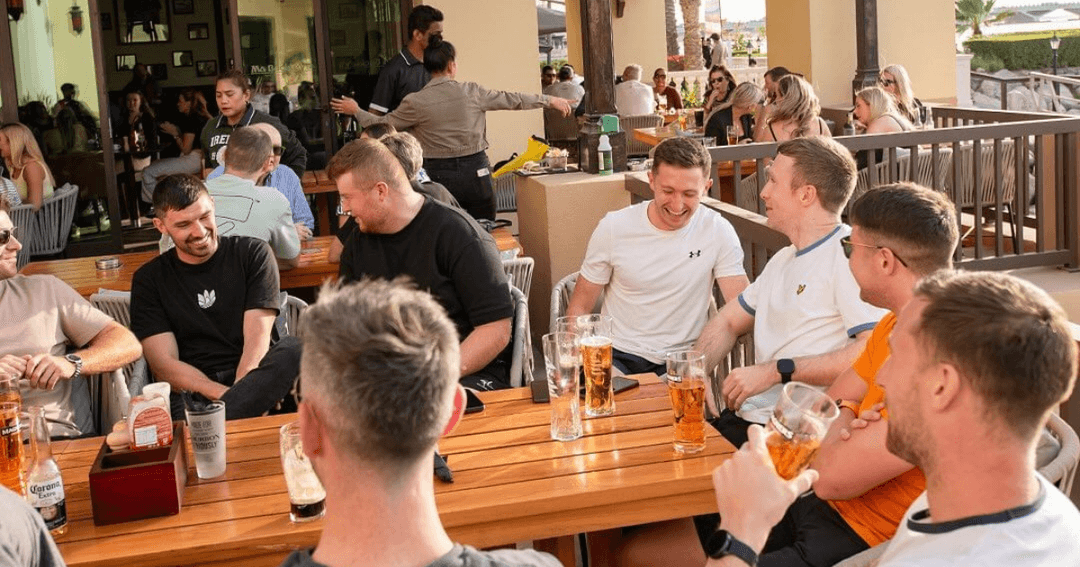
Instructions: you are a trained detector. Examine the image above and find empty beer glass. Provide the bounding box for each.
[765,382,840,480]
[543,332,583,441]
[665,351,707,454]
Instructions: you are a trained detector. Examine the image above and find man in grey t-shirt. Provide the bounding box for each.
[276,279,559,567]
[0,486,67,566]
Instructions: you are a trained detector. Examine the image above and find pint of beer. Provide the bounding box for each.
[765,382,840,480]
[1,402,25,495]
[581,335,614,417]
[665,350,707,453]
[0,375,20,405]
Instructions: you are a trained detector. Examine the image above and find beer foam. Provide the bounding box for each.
[579,335,613,347]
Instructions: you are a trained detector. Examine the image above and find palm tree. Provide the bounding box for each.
[955,0,1012,36]
[665,0,680,59]
[680,0,704,69]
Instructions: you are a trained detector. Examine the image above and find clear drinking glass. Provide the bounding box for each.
[279,422,326,522]
[665,351,707,454]
[765,383,840,480]
[556,315,615,417]
[184,400,227,479]
[543,332,583,441]
[726,125,739,146]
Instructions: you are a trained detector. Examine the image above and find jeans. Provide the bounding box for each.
[423,151,496,220]
[612,348,666,376]
[141,151,204,203]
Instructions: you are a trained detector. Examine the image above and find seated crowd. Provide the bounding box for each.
[2,45,1077,567]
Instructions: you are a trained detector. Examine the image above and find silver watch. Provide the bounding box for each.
[65,354,83,380]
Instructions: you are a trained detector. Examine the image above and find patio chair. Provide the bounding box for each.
[88,291,143,434]
[275,293,309,338]
[549,271,605,332]
[852,152,911,205]
[543,107,580,162]
[8,202,35,271]
[947,139,1019,254]
[28,183,79,258]
[502,256,535,300]
[494,174,518,213]
[621,114,664,157]
[508,285,534,387]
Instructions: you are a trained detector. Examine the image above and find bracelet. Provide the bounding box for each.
[836,399,860,415]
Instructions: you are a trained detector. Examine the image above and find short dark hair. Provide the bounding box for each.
[424,40,455,74]
[776,137,856,214]
[558,66,573,81]
[651,136,711,178]
[710,33,720,41]
[60,83,76,95]
[216,68,252,94]
[408,4,443,35]
[849,183,959,275]
[361,123,397,140]
[765,66,791,82]
[914,271,1078,440]
[542,65,555,75]
[223,127,272,175]
[299,278,460,472]
[153,174,208,214]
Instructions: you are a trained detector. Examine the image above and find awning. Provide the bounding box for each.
[538,6,566,35]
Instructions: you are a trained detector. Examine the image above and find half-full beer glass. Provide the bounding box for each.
[665,350,707,453]
[765,382,840,480]
[557,315,615,417]
[543,332,583,441]
[279,422,326,522]
[1,401,24,495]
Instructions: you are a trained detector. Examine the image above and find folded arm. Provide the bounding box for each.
[21,322,141,390]
[142,332,229,399]
[812,407,915,501]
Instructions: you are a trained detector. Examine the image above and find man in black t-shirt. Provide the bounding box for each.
[330,139,513,391]
[131,174,301,419]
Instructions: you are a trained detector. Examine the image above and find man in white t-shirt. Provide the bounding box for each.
[700,270,1080,567]
[695,137,886,447]
[614,64,656,116]
[566,137,749,376]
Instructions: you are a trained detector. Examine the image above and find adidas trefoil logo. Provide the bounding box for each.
[198,290,217,309]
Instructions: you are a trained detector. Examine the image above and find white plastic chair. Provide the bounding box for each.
[621,114,664,157]
[502,256,535,300]
[508,285,534,387]
[494,174,518,213]
[8,202,35,270]
[28,183,79,257]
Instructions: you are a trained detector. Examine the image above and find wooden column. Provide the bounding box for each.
[851,0,880,102]
[579,0,616,116]
[0,0,19,123]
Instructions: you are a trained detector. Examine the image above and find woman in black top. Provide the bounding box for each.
[701,65,735,120]
[705,82,764,146]
[140,89,212,203]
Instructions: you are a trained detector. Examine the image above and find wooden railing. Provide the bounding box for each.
[971,71,1043,111]
[703,106,1080,272]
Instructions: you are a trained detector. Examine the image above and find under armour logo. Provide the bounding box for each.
[198,290,217,309]
[796,284,806,295]
[689,250,701,258]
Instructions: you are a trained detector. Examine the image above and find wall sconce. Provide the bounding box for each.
[8,0,24,21]
[70,1,83,34]
[615,0,625,18]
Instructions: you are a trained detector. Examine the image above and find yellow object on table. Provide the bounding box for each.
[492,137,550,178]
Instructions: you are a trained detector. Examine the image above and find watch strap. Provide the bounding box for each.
[776,358,795,385]
[704,530,758,566]
[65,354,83,380]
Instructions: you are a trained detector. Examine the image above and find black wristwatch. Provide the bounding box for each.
[65,354,83,381]
[777,358,795,384]
[704,530,758,565]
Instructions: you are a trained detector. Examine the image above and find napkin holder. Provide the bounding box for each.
[88,421,188,526]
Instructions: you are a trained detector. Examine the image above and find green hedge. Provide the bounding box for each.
[966,31,1080,70]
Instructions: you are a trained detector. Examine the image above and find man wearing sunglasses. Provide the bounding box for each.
[0,195,142,438]
[168,126,300,270]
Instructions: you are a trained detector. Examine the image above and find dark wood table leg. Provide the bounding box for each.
[535,536,577,567]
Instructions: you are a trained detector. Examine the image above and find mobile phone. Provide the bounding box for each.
[531,378,550,403]
[464,389,485,413]
[579,375,640,398]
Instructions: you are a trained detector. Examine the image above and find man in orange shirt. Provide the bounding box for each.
[618,183,959,567]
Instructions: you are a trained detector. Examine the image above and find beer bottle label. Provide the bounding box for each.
[29,478,67,530]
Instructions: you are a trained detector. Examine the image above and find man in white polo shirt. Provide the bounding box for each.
[696,136,885,447]
[567,137,748,376]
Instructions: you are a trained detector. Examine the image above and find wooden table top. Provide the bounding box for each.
[52,374,734,567]
[20,229,521,299]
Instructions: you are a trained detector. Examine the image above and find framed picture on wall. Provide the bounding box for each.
[101,12,112,30]
[188,23,209,40]
[116,54,136,72]
[172,0,193,15]
[173,51,194,67]
[197,60,218,77]
[115,0,170,44]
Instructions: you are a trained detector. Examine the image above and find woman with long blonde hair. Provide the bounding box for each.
[880,63,923,125]
[853,86,913,171]
[757,74,830,142]
[0,122,55,210]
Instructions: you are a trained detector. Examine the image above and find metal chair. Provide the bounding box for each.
[8,202,35,271]
[28,183,79,257]
[508,285,534,387]
[621,114,664,157]
[502,256,535,300]
[494,174,518,213]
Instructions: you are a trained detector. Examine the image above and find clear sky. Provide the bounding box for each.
[721,0,766,23]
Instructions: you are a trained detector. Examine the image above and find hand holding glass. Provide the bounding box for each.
[765,383,840,480]
[543,332,583,441]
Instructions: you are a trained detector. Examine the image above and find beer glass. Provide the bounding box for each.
[665,351,707,454]
[1,401,24,495]
[279,422,326,522]
[726,125,739,146]
[556,315,615,417]
[543,332,583,441]
[0,374,21,405]
[185,400,227,479]
[765,382,840,480]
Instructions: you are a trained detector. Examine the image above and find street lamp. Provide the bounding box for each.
[1050,32,1061,97]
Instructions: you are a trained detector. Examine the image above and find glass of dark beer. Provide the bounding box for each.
[765,383,840,480]
[279,422,326,522]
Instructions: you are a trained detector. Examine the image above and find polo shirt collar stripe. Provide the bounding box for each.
[401,47,420,66]
[795,225,843,257]
[216,104,256,128]
[907,483,1046,534]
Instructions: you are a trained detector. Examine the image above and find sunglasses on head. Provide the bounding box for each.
[840,236,908,267]
[271,145,284,156]
[0,226,17,246]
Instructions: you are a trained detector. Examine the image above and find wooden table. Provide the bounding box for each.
[301,170,338,236]
[20,229,522,299]
[52,374,734,566]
